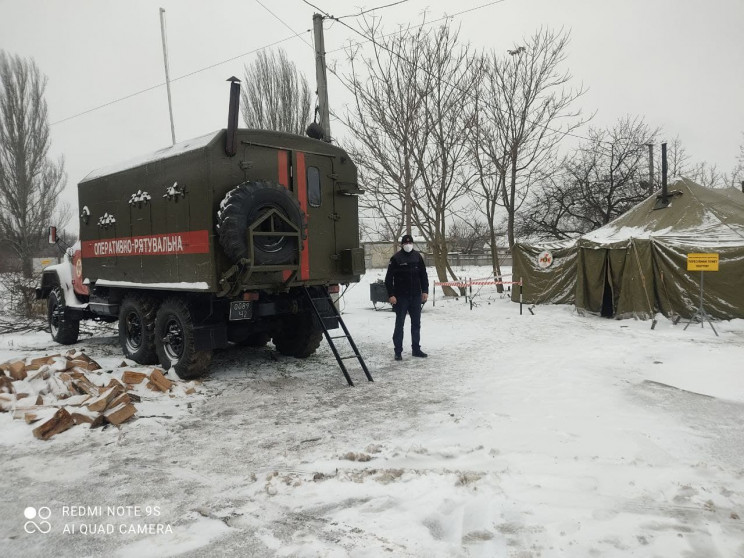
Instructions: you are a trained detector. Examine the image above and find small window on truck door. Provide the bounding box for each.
[307,166,321,207]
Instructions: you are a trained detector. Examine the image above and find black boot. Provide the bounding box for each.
[394,351,402,361]
[412,349,428,358]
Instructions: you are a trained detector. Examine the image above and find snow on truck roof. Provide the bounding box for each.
[80,131,220,182]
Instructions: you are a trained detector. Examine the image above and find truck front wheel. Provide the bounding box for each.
[119,295,159,364]
[154,298,212,379]
[48,286,80,345]
[272,313,323,358]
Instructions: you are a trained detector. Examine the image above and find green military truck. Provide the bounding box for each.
[38,88,365,379]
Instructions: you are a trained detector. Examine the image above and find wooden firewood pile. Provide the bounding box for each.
[0,350,197,440]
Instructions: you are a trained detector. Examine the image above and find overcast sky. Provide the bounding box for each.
[1,0,742,230]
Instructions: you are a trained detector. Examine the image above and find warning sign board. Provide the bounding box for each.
[687,253,719,271]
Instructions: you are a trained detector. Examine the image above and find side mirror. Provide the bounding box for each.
[48,226,57,245]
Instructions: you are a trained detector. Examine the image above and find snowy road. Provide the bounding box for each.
[2,268,744,557]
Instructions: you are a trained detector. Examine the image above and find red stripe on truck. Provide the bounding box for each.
[295,153,310,280]
[81,230,210,258]
[277,150,289,188]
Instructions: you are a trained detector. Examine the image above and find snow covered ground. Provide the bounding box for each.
[1,266,743,557]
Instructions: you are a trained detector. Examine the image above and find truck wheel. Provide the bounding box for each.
[118,295,159,364]
[48,286,80,345]
[272,314,323,358]
[154,298,212,379]
[217,181,305,265]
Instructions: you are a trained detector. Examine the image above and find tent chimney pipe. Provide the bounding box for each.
[646,143,654,195]
[225,77,240,157]
[661,142,668,197]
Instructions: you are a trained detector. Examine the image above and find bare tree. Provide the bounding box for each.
[0,51,66,278]
[733,136,744,190]
[447,217,489,254]
[663,135,691,180]
[340,19,478,295]
[339,18,427,248]
[241,49,311,135]
[408,23,480,294]
[688,161,730,189]
[470,28,587,254]
[520,116,658,239]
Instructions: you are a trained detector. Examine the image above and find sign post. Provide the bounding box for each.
[684,253,719,336]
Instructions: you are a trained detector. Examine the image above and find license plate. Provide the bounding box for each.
[229,301,253,321]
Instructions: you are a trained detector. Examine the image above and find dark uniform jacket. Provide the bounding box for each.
[385,249,429,299]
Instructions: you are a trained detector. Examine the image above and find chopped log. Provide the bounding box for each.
[32,408,75,440]
[147,369,173,392]
[108,392,131,410]
[7,360,27,381]
[35,394,44,406]
[71,376,100,396]
[86,386,123,413]
[49,356,72,371]
[25,412,43,424]
[26,367,51,382]
[45,374,74,399]
[26,355,54,370]
[0,375,15,394]
[71,409,105,428]
[57,373,76,394]
[61,394,90,406]
[0,393,14,412]
[12,406,48,420]
[69,353,101,371]
[107,378,125,390]
[103,402,136,425]
[121,370,147,384]
[127,392,141,403]
[14,407,56,424]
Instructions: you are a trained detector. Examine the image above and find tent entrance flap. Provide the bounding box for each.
[601,270,613,317]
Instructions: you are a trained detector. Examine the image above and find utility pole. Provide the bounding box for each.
[646,143,654,193]
[160,7,176,145]
[312,13,331,142]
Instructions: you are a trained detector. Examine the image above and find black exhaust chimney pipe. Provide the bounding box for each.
[225,77,240,157]
[661,142,668,198]
[653,141,676,210]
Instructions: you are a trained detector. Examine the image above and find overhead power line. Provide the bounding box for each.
[51,32,302,126]
[336,0,410,20]
[308,0,644,151]
[50,0,504,130]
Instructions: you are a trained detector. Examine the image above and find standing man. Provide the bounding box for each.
[385,234,429,361]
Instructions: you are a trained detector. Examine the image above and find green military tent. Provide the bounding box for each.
[512,178,744,320]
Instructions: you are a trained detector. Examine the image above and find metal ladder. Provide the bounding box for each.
[303,287,373,387]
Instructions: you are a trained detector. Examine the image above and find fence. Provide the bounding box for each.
[363,248,512,270]
[433,275,524,314]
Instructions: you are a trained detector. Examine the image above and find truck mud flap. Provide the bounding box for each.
[194,324,229,351]
[313,315,339,330]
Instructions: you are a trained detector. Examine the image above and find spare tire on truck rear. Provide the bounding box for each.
[217,181,305,265]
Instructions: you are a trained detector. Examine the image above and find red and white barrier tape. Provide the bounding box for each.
[434,280,522,287]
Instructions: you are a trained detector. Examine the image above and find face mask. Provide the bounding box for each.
[403,244,413,253]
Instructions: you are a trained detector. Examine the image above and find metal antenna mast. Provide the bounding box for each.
[160,7,176,145]
[312,13,331,142]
